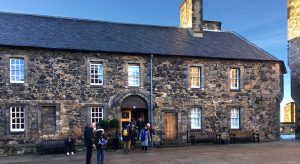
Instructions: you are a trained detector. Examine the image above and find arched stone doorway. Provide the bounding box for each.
[120,95,148,128]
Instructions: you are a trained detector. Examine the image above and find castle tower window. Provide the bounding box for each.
[10,107,25,132]
[90,63,103,85]
[230,108,240,129]
[91,107,103,123]
[10,58,24,83]
[190,66,202,88]
[230,68,240,90]
[128,64,140,87]
[190,108,202,129]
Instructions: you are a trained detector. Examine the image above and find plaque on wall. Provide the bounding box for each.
[122,112,129,119]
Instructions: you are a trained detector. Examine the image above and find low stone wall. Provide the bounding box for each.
[0,139,85,156]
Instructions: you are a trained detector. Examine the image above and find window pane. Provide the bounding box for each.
[190,108,201,129]
[128,65,140,86]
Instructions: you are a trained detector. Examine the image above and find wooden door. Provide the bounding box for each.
[164,113,177,140]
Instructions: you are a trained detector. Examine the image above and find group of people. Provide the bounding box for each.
[121,117,154,153]
[83,118,155,164]
[84,122,108,164]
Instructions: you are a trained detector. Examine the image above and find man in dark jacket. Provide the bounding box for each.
[84,122,96,164]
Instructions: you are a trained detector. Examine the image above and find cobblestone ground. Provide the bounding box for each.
[1,141,300,164]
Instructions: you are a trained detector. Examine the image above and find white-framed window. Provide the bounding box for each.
[90,64,103,85]
[10,58,25,83]
[231,108,240,129]
[230,68,240,90]
[10,107,25,132]
[190,108,201,129]
[128,65,140,86]
[190,66,202,88]
[91,107,103,123]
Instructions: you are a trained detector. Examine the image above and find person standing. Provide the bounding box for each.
[140,125,151,153]
[64,132,75,155]
[121,125,131,153]
[84,122,96,164]
[129,124,137,150]
[147,123,154,149]
[95,129,108,164]
[136,117,144,140]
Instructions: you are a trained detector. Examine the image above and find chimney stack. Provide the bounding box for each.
[180,0,203,37]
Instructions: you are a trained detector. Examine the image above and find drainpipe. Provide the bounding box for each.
[150,54,154,124]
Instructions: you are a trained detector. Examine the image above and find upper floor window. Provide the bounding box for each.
[10,107,25,132]
[128,65,140,86]
[10,58,24,83]
[190,66,202,88]
[91,107,103,123]
[230,68,240,90]
[90,64,103,85]
[230,108,240,129]
[190,108,201,129]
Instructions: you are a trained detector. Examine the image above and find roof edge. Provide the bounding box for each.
[229,31,280,61]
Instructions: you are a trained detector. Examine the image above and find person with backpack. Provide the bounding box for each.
[121,125,131,153]
[140,124,151,153]
[95,129,108,164]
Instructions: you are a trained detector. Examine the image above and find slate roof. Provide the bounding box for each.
[0,12,285,68]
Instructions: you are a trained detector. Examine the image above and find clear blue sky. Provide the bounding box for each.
[0,0,291,120]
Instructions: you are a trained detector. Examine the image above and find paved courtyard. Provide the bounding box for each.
[1,140,300,164]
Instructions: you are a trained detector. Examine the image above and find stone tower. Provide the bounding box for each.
[180,0,203,37]
[288,0,300,138]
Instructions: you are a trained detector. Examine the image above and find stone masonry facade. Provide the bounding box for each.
[288,0,300,138]
[0,46,284,149]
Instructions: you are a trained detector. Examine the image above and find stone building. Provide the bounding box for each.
[288,0,300,139]
[281,102,296,135]
[284,102,296,123]
[0,0,285,152]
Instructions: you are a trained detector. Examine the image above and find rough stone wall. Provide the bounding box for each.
[152,56,283,141]
[288,0,300,40]
[288,39,300,138]
[288,0,300,139]
[0,47,151,143]
[0,46,283,147]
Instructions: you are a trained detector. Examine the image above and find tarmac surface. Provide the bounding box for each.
[1,140,300,164]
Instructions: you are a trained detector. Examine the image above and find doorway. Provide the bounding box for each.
[120,95,148,128]
[164,112,177,140]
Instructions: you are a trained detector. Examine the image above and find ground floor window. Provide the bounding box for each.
[231,108,240,129]
[10,106,25,132]
[190,108,201,129]
[91,107,103,123]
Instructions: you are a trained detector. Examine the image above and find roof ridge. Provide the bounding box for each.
[0,11,184,30]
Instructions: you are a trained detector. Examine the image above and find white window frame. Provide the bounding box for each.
[90,64,103,85]
[10,107,25,132]
[128,65,140,87]
[91,107,103,123]
[230,68,240,90]
[190,66,202,88]
[190,108,201,130]
[230,108,240,129]
[10,58,25,83]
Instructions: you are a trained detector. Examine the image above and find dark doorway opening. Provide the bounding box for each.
[120,95,148,128]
